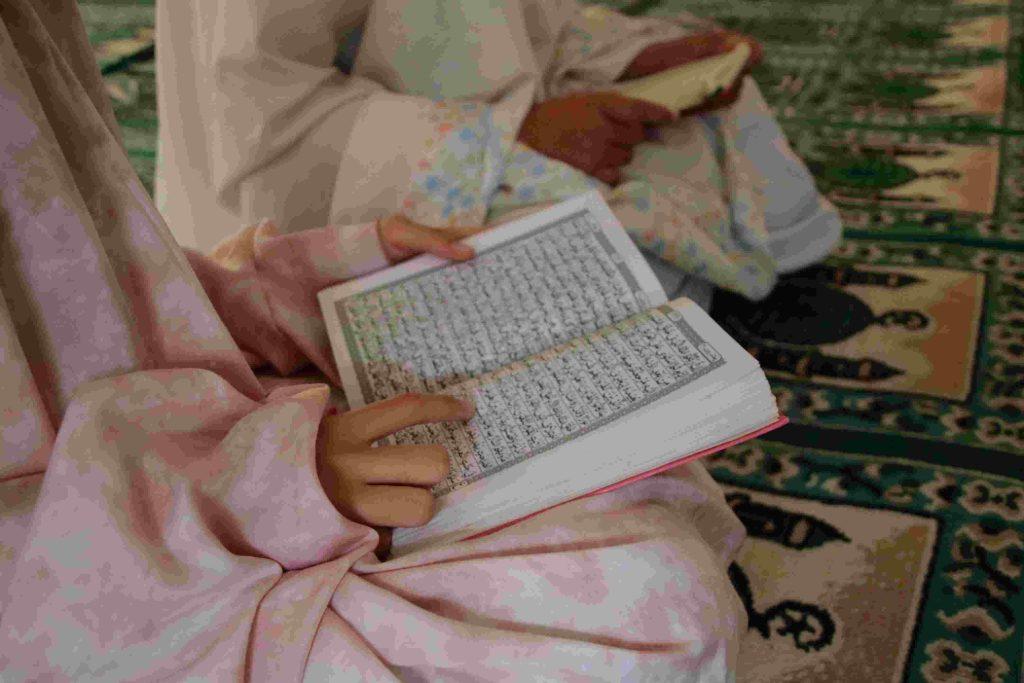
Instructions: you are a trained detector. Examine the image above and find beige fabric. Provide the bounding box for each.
[155,0,673,250]
[156,0,842,302]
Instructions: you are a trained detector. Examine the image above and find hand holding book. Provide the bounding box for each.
[515,32,763,186]
[317,393,476,560]
[516,92,674,186]
[319,193,784,556]
[377,214,483,264]
[613,32,763,115]
[621,31,763,82]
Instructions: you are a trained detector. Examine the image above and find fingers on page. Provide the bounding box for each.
[328,445,451,487]
[384,217,476,260]
[346,485,436,528]
[344,393,476,445]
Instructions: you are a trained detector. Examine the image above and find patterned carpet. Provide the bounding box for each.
[81,0,1022,680]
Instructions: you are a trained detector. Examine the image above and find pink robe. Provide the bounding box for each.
[0,0,747,679]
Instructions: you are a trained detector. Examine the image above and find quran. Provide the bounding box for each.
[319,193,784,555]
[610,42,751,112]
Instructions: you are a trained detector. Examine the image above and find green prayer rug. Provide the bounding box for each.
[708,440,1022,682]
[650,0,1024,678]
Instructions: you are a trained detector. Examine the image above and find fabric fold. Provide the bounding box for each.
[186,219,388,380]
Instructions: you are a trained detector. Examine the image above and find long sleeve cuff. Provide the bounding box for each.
[186,220,392,384]
[329,90,533,230]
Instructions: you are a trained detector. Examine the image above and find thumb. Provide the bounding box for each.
[380,215,478,261]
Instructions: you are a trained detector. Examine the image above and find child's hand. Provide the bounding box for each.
[378,215,485,264]
[317,393,476,559]
[516,92,675,186]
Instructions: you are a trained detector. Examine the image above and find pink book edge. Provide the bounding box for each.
[463,415,789,543]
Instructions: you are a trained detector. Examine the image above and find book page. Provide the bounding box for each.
[319,192,666,408]
[398,299,733,496]
[388,293,771,554]
[611,42,751,112]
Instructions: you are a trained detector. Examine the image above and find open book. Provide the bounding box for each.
[319,193,783,555]
[610,42,751,112]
